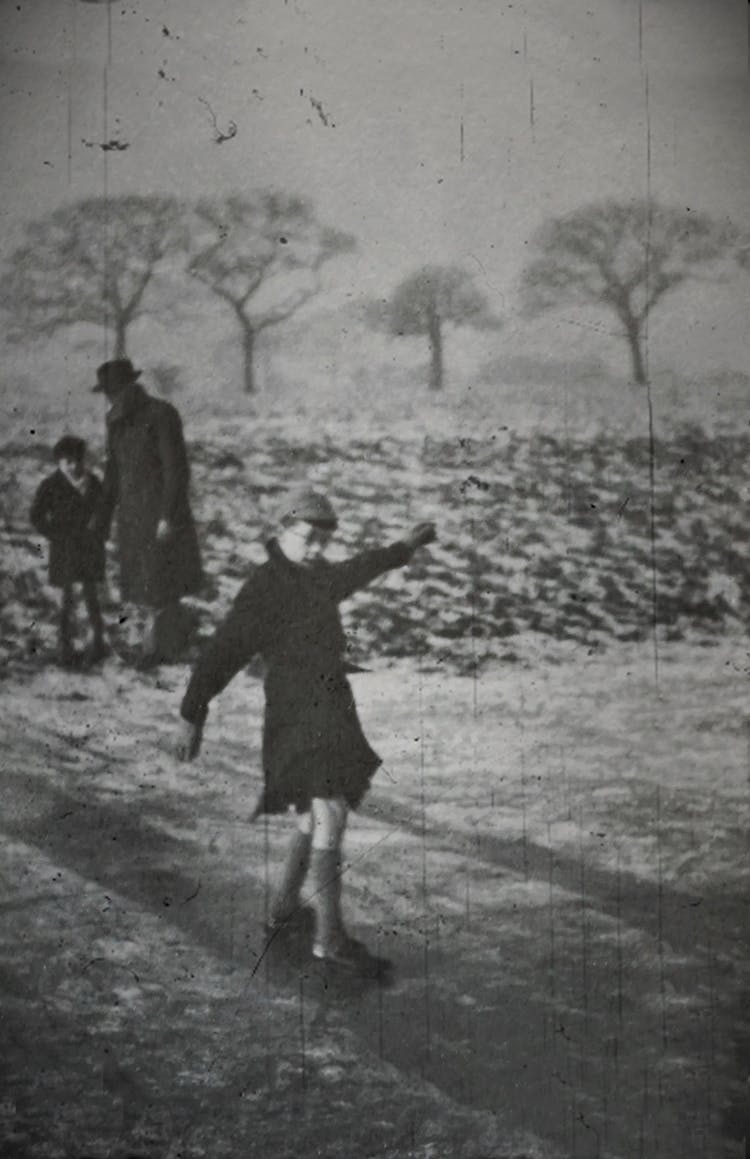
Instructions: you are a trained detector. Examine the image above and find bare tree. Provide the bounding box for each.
[520,199,734,385]
[367,265,500,391]
[1,196,187,359]
[186,192,356,393]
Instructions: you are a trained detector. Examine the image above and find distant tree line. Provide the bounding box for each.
[1,192,746,393]
[520,200,738,386]
[1,192,355,395]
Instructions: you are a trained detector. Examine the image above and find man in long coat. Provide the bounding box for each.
[94,359,204,666]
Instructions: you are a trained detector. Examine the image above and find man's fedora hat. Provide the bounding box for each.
[92,359,142,393]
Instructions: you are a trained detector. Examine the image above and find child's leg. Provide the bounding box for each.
[59,584,75,664]
[268,810,313,927]
[81,579,106,655]
[308,796,349,957]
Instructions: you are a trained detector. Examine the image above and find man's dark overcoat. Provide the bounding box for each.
[98,383,203,608]
[180,538,414,814]
[30,469,105,587]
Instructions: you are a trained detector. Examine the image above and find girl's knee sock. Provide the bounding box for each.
[308,847,345,953]
[270,828,312,924]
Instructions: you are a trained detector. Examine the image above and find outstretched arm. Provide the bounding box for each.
[177,572,270,758]
[328,522,436,601]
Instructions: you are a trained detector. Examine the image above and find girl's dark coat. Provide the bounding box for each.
[180,538,413,813]
[97,384,203,608]
[30,469,105,587]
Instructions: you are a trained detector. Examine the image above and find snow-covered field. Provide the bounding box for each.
[4,413,750,672]
[0,413,748,1157]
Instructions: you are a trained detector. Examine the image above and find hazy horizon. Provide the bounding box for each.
[2,0,749,401]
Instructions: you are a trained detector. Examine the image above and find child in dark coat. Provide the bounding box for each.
[176,486,436,971]
[30,436,107,668]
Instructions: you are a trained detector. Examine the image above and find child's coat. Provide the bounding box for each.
[180,538,413,814]
[30,469,106,587]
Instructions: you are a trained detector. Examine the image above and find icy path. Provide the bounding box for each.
[1,643,747,1157]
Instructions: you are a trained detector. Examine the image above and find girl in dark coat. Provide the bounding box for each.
[30,436,107,667]
[93,359,204,666]
[176,486,436,970]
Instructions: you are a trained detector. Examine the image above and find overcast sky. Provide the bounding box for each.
[1,0,749,380]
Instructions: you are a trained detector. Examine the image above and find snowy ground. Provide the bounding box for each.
[1,415,748,1157]
[4,415,750,675]
[1,637,747,1158]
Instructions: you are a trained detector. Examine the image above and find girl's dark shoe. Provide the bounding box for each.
[312,935,393,977]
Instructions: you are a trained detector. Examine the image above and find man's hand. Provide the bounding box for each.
[156,518,172,542]
[405,522,437,552]
[175,717,203,762]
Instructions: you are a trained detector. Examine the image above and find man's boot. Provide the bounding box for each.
[135,609,161,671]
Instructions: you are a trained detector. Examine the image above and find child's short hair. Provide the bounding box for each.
[53,436,86,463]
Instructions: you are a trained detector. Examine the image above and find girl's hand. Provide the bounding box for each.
[175,717,203,762]
[405,522,437,552]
